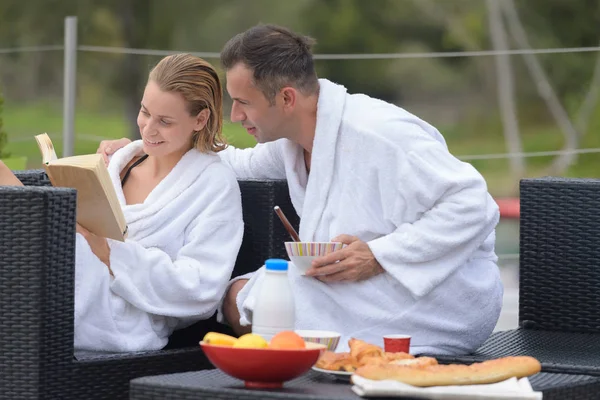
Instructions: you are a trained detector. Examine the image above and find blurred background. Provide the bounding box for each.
[1,0,599,331]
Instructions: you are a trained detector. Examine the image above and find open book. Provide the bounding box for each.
[35,133,127,241]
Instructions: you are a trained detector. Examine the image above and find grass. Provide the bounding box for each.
[4,102,256,167]
[4,102,600,197]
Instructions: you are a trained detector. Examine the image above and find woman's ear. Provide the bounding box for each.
[194,109,211,131]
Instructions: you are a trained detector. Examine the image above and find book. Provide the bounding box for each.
[35,133,127,241]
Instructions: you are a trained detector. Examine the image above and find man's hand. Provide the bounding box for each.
[305,234,384,282]
[96,138,132,166]
[77,224,113,276]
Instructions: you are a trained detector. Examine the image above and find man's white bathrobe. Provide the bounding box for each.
[218,79,503,355]
[74,141,244,352]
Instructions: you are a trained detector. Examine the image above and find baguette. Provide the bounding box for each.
[389,356,439,369]
[354,356,541,387]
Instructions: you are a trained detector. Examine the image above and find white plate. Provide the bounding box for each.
[311,366,352,382]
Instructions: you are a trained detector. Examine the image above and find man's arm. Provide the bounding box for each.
[217,143,287,180]
[97,138,132,165]
[309,138,498,296]
[96,138,287,180]
[367,143,499,299]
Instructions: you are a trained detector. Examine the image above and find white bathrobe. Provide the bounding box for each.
[74,141,244,352]
[218,79,503,355]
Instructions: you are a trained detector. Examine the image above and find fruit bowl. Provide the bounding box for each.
[200,341,326,388]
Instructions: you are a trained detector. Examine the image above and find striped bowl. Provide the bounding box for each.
[295,330,341,352]
[285,242,344,275]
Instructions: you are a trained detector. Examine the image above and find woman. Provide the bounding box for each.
[0,54,244,352]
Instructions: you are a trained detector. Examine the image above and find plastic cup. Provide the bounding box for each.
[383,334,411,353]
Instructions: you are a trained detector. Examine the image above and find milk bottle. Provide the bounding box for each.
[252,259,296,342]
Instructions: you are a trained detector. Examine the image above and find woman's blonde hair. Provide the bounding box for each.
[149,54,226,153]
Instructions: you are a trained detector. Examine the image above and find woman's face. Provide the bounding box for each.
[137,80,207,157]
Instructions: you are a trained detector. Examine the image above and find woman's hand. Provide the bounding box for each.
[77,224,114,276]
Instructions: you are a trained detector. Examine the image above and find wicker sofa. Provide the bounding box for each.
[0,169,299,400]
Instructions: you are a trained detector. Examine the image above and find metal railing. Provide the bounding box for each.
[4,17,600,165]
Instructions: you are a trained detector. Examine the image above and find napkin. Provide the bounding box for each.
[351,375,543,399]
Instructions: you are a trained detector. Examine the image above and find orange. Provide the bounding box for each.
[268,331,306,349]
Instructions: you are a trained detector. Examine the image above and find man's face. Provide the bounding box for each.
[226,63,287,143]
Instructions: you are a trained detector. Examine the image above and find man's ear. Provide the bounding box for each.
[194,109,211,131]
[280,87,297,109]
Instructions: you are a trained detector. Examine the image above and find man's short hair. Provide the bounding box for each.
[221,24,320,104]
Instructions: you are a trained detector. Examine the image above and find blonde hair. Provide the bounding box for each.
[149,54,226,153]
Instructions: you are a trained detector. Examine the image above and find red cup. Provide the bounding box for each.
[383,334,411,353]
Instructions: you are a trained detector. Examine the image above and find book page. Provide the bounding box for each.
[34,133,58,164]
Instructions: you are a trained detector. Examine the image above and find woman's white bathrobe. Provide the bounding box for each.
[218,79,503,355]
[74,141,244,352]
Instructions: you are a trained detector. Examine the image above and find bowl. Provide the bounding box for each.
[285,242,344,275]
[295,329,341,351]
[199,341,326,388]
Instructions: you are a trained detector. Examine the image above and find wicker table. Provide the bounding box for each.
[130,369,600,400]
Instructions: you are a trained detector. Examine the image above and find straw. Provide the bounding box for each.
[274,206,301,242]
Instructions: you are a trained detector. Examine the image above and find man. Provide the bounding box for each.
[98,24,503,355]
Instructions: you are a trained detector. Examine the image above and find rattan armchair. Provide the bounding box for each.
[0,169,299,400]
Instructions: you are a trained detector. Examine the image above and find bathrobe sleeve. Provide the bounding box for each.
[367,135,499,299]
[106,172,244,319]
[218,142,287,179]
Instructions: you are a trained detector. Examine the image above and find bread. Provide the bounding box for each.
[389,356,439,369]
[349,338,384,363]
[315,351,357,372]
[354,356,542,387]
[317,339,418,372]
[384,351,416,362]
[316,340,417,372]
